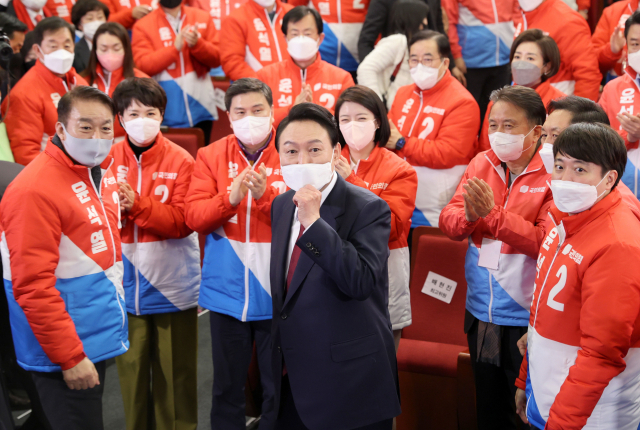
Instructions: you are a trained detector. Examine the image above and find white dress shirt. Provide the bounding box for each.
[285,171,338,277]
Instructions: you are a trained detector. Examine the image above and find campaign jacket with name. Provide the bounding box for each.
[45,0,74,23]
[591,0,638,77]
[257,54,355,126]
[219,0,292,81]
[187,0,247,30]
[514,0,601,100]
[342,145,417,330]
[288,0,369,71]
[388,70,480,228]
[185,132,284,321]
[132,5,220,128]
[517,190,640,430]
[0,142,128,372]
[479,81,566,152]
[109,133,201,315]
[439,149,553,327]
[444,0,519,69]
[90,64,149,138]
[599,68,640,199]
[3,60,87,166]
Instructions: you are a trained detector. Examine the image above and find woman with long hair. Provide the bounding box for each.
[82,22,148,138]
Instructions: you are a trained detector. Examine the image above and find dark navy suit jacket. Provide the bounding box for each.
[269,174,401,430]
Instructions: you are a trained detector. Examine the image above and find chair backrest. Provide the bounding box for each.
[163,127,205,159]
[403,234,469,347]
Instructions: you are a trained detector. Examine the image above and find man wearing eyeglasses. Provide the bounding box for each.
[387,29,480,229]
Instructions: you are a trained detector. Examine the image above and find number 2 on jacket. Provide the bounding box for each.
[547,265,567,312]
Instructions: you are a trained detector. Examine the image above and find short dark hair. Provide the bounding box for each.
[625,11,640,39]
[409,29,451,59]
[112,77,167,116]
[224,78,273,111]
[82,22,134,85]
[335,85,391,148]
[553,123,626,190]
[0,13,28,39]
[33,17,74,46]
[510,29,560,81]
[390,0,430,42]
[20,30,36,58]
[489,85,546,127]
[276,103,339,150]
[282,6,323,35]
[57,86,115,126]
[71,0,110,28]
[547,95,611,126]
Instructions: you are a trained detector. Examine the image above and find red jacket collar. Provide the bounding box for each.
[341,144,381,175]
[45,136,114,171]
[285,53,323,76]
[484,145,546,181]
[535,80,554,100]
[95,63,125,88]
[413,69,453,96]
[33,58,79,89]
[549,188,623,238]
[123,131,168,164]
[13,0,50,30]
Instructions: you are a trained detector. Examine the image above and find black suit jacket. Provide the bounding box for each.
[72,38,91,75]
[270,175,401,430]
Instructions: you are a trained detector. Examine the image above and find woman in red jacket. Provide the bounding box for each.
[82,22,148,139]
[334,85,418,350]
[479,29,565,151]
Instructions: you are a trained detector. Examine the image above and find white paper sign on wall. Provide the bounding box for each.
[421,271,457,304]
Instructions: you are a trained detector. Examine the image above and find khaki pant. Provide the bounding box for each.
[116,308,198,430]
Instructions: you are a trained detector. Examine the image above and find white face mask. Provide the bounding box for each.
[232,115,272,147]
[488,127,535,162]
[550,173,610,214]
[82,20,105,42]
[21,0,47,11]
[511,61,542,87]
[539,142,555,174]
[287,36,319,62]
[253,0,275,8]
[281,161,333,191]
[124,117,161,146]
[410,63,443,91]
[628,50,640,73]
[518,0,543,12]
[40,47,75,75]
[340,120,376,151]
[61,124,113,167]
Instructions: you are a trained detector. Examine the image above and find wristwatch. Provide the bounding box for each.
[395,137,406,151]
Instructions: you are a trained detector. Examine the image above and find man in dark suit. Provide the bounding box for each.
[269,103,401,430]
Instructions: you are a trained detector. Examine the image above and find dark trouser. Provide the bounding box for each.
[209,311,275,430]
[274,375,393,430]
[467,316,527,430]
[30,360,107,430]
[465,64,512,124]
[195,120,213,146]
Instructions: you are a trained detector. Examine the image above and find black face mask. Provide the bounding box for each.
[159,0,181,8]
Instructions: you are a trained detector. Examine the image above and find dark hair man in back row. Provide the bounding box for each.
[269,102,401,429]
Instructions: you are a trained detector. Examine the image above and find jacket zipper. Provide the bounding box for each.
[240,151,264,322]
[301,68,306,85]
[98,70,112,95]
[86,161,126,329]
[134,154,143,315]
[407,92,423,136]
[265,9,282,62]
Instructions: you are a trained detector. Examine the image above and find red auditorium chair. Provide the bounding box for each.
[396,227,477,430]
[162,127,205,159]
